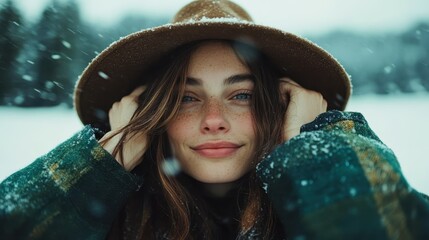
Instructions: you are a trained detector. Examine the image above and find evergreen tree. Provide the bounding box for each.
[0,0,24,105]
[56,0,82,106]
[29,0,82,106]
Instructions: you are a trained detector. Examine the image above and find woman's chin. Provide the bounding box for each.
[185,169,248,184]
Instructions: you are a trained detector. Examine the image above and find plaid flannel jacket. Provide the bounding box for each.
[1,111,428,239]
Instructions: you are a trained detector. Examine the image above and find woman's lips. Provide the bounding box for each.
[192,142,242,158]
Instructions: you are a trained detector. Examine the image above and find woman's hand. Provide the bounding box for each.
[99,86,147,171]
[280,78,327,142]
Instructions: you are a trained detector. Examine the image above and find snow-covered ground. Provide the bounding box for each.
[1,94,428,194]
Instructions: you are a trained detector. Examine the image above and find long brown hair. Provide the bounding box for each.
[106,40,287,239]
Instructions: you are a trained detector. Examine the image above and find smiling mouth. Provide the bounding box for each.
[192,142,242,158]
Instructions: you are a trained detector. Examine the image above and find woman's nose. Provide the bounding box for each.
[200,101,230,134]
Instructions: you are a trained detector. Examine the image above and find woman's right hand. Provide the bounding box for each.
[99,86,147,172]
[280,78,327,142]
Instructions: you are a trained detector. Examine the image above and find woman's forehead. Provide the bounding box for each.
[185,74,255,86]
[187,42,250,76]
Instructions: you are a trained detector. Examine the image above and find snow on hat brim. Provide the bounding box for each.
[74,2,351,130]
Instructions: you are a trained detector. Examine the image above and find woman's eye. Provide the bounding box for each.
[232,92,252,101]
[181,95,196,103]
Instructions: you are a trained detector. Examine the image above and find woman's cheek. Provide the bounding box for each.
[167,112,198,141]
[228,107,254,127]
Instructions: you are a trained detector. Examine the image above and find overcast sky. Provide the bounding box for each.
[9,0,429,35]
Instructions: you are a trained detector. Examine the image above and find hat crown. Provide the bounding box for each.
[172,0,253,23]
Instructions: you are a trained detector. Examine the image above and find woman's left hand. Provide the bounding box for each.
[99,86,148,172]
[280,78,328,142]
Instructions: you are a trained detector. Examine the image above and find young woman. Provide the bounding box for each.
[1,1,428,239]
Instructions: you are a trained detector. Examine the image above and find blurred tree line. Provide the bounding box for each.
[0,0,167,107]
[0,0,428,107]
[312,25,429,95]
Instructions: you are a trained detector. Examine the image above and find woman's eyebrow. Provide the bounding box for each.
[185,74,255,86]
[224,74,255,85]
[185,77,201,86]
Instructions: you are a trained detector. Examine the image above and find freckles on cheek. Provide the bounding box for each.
[168,113,198,140]
[233,111,255,127]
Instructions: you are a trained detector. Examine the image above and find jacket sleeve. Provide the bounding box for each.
[256,110,429,239]
[0,126,144,240]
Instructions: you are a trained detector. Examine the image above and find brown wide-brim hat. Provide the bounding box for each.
[74,0,351,130]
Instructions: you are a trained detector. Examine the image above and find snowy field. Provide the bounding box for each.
[0,94,428,194]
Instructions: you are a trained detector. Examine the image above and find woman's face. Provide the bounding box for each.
[167,41,256,183]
